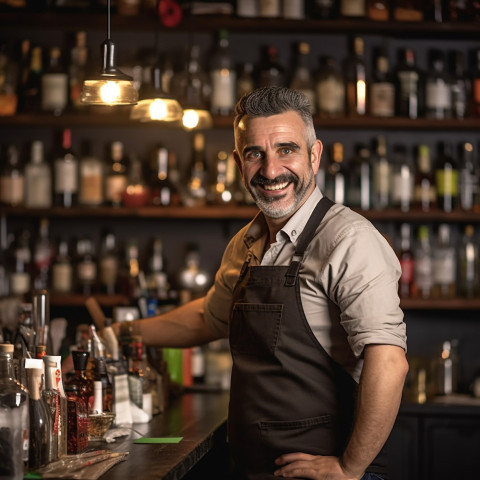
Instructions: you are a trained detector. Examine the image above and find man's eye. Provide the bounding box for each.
[280,148,292,155]
[246,151,262,160]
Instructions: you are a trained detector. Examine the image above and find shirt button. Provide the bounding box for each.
[291,230,297,237]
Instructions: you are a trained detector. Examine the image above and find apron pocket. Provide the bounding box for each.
[230,303,283,357]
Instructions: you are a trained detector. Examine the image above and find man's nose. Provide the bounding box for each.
[261,154,282,179]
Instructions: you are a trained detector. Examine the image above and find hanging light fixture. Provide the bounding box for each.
[80,0,138,106]
[130,59,183,123]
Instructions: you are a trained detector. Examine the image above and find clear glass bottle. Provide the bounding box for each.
[435,141,459,213]
[104,141,128,207]
[344,36,367,117]
[24,140,52,209]
[371,135,391,210]
[435,339,459,395]
[458,141,477,211]
[395,48,422,119]
[10,229,32,298]
[79,141,104,207]
[123,153,150,208]
[316,56,345,118]
[185,133,208,207]
[209,29,236,116]
[347,143,371,210]
[413,225,433,299]
[369,46,395,118]
[146,237,169,304]
[324,142,346,205]
[449,50,469,120]
[398,223,414,299]
[390,145,414,212]
[54,128,78,208]
[425,49,451,119]
[149,146,179,207]
[0,144,24,207]
[432,224,456,298]
[32,218,54,291]
[99,231,119,295]
[69,31,88,110]
[259,0,281,17]
[75,237,97,296]
[51,239,73,294]
[413,144,436,212]
[425,0,447,22]
[457,224,479,299]
[282,0,305,19]
[340,0,366,17]
[26,364,51,469]
[0,343,29,480]
[178,243,212,304]
[257,45,286,88]
[289,41,316,114]
[208,150,235,205]
[41,46,68,116]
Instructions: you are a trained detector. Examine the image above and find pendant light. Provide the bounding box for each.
[80,0,138,106]
[130,59,183,123]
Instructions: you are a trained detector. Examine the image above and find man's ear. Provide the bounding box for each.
[233,150,243,175]
[311,139,323,174]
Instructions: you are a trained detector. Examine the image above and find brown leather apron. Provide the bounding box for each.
[228,197,387,479]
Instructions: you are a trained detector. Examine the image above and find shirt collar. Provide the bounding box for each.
[243,187,323,251]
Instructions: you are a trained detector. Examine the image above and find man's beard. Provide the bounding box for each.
[245,167,314,219]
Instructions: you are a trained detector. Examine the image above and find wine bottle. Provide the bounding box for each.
[24,140,52,209]
[41,46,68,116]
[104,141,128,207]
[344,37,367,117]
[54,128,79,208]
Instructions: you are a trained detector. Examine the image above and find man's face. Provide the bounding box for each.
[234,111,322,221]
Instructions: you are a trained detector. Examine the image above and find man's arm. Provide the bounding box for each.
[274,344,408,479]
[111,297,222,348]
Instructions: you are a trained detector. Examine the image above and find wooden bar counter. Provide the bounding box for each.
[101,391,230,480]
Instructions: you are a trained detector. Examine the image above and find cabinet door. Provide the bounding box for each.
[422,417,480,480]
[387,414,420,480]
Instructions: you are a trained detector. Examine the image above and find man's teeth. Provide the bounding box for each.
[263,181,289,191]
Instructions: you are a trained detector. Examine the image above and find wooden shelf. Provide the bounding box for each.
[1,12,479,38]
[50,293,129,307]
[2,113,480,131]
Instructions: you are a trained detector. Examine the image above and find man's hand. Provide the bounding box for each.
[274,453,362,479]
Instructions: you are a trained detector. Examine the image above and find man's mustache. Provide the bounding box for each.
[250,173,298,187]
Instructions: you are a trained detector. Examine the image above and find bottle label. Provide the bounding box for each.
[282,0,305,19]
[414,257,433,295]
[259,0,281,16]
[55,160,78,193]
[426,80,451,110]
[0,176,24,205]
[317,78,344,115]
[52,263,73,293]
[340,0,365,16]
[42,74,68,112]
[100,257,119,287]
[211,70,236,112]
[373,161,390,195]
[105,175,127,203]
[433,255,456,284]
[77,261,97,282]
[80,170,103,205]
[370,82,395,117]
[25,166,51,208]
[11,272,31,295]
[400,258,414,283]
[398,71,419,97]
[435,169,458,196]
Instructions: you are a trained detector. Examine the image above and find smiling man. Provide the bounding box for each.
[113,86,408,480]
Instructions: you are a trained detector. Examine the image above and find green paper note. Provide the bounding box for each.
[134,437,183,444]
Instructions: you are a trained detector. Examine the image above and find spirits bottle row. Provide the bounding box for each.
[319,136,480,213]
[0,130,251,209]
[395,222,480,299]
[3,0,480,23]
[3,29,480,121]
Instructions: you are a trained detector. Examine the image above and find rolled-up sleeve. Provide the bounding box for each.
[320,220,407,358]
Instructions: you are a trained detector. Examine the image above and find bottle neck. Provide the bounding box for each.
[0,352,15,380]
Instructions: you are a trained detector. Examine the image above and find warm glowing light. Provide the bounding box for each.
[183,109,200,129]
[100,81,121,104]
[149,99,168,120]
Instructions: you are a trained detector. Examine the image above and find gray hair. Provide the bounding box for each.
[234,86,317,151]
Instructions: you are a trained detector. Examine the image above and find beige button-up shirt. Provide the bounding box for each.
[204,187,407,381]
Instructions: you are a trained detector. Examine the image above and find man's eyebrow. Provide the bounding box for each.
[243,145,262,155]
[276,141,300,149]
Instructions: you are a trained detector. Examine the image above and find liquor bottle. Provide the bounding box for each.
[41,46,68,116]
[325,142,346,205]
[458,141,477,211]
[16,39,30,114]
[65,350,94,411]
[32,289,51,353]
[0,343,29,480]
[449,50,469,120]
[369,46,395,118]
[75,237,97,296]
[425,0,447,21]
[347,143,371,210]
[24,140,52,209]
[185,132,208,207]
[425,49,451,119]
[54,128,78,208]
[0,144,24,207]
[236,62,255,100]
[78,141,104,207]
[371,135,391,210]
[257,45,286,88]
[340,0,366,17]
[413,225,433,299]
[236,0,258,17]
[209,29,236,116]
[432,224,456,298]
[435,141,459,213]
[23,45,42,113]
[207,150,236,205]
[150,146,179,207]
[390,144,414,212]
[65,390,88,454]
[448,0,472,21]
[289,42,316,113]
[32,218,54,290]
[473,49,480,117]
[51,239,73,294]
[178,243,212,303]
[395,48,422,119]
[316,56,345,118]
[457,224,479,298]
[104,141,128,207]
[398,223,414,299]
[10,229,32,298]
[435,339,459,395]
[310,0,338,18]
[99,231,119,295]
[26,364,51,469]
[146,237,169,303]
[393,0,423,20]
[344,37,367,117]
[122,153,150,208]
[69,31,88,109]
[258,0,281,17]
[282,0,305,18]
[94,356,113,413]
[413,144,436,212]
[366,0,389,20]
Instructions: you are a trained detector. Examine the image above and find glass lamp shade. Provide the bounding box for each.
[130,97,183,122]
[182,108,213,130]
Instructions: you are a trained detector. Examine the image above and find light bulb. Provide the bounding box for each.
[100,81,121,104]
[183,109,200,129]
[149,99,168,120]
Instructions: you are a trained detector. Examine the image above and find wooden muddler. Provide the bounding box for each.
[85,296,107,331]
